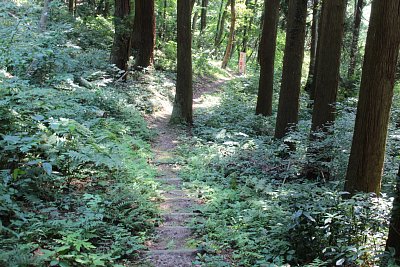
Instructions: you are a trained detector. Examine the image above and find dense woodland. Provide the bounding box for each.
[1,0,400,266]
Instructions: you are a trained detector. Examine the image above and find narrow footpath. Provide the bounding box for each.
[142,74,232,267]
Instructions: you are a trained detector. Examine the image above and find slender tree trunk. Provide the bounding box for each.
[200,0,208,32]
[309,1,324,102]
[304,0,319,95]
[344,0,400,194]
[386,166,400,264]
[96,0,104,15]
[275,0,308,139]
[215,0,225,45]
[133,0,156,69]
[68,0,74,13]
[241,0,257,53]
[160,0,167,40]
[347,0,365,79]
[39,0,52,32]
[215,0,230,48]
[221,0,235,69]
[255,0,280,116]
[192,3,199,32]
[103,0,110,17]
[111,0,131,77]
[171,0,193,124]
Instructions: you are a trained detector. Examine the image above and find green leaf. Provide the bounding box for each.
[32,114,45,121]
[59,261,71,267]
[336,258,345,266]
[50,260,59,266]
[42,162,52,175]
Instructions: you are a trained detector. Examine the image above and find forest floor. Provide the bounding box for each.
[142,72,234,266]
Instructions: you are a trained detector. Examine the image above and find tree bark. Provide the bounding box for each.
[171,0,193,124]
[39,0,52,32]
[68,0,74,13]
[255,0,280,116]
[386,166,400,264]
[110,0,131,77]
[310,0,346,132]
[133,0,155,69]
[104,0,110,17]
[159,0,167,40]
[275,0,308,139]
[221,0,236,69]
[344,0,400,195]
[200,0,208,32]
[304,0,319,95]
[215,0,230,48]
[347,0,365,79]
[215,0,225,45]
[304,0,346,179]
[192,1,199,32]
[241,0,257,53]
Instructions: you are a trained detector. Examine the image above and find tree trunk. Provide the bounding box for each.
[304,0,346,179]
[110,0,131,77]
[221,0,235,69]
[215,0,225,45]
[347,0,365,79]
[200,0,208,32]
[39,0,52,32]
[304,0,319,95]
[344,0,400,195]
[68,0,74,13]
[310,0,346,131]
[386,166,400,264]
[160,0,167,40]
[275,0,308,139]
[171,0,193,124]
[133,0,156,69]
[215,0,230,48]
[192,2,199,32]
[241,0,257,53]
[255,0,280,116]
[104,0,110,17]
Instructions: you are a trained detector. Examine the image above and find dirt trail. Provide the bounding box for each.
[142,74,233,267]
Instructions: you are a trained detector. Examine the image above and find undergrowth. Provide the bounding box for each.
[178,77,399,266]
[0,1,165,266]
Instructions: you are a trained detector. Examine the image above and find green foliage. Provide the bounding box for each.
[0,1,160,266]
[176,77,397,266]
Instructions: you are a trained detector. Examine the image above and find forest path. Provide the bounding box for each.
[142,72,234,267]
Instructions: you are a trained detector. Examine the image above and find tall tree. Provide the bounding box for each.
[386,165,400,265]
[221,0,236,69]
[310,0,346,132]
[39,0,52,32]
[171,0,193,124]
[192,0,200,31]
[304,0,346,179]
[159,0,168,40]
[274,0,308,139]
[200,0,209,32]
[344,0,400,194]
[347,0,365,79]
[241,0,257,53]
[255,0,280,116]
[215,0,230,48]
[304,0,319,95]
[68,0,74,14]
[111,0,131,76]
[132,0,156,69]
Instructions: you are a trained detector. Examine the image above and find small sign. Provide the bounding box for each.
[239,52,246,74]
